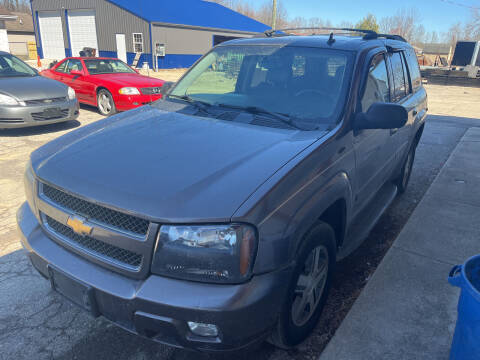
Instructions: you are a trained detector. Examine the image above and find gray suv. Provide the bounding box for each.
[17,29,427,351]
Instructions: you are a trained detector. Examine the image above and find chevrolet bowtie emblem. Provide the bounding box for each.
[66,215,93,236]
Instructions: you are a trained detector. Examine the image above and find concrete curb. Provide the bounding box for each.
[320,127,480,360]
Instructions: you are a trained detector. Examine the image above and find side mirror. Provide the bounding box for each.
[355,102,408,130]
[70,69,84,76]
[160,81,175,95]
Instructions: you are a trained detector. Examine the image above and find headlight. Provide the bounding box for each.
[67,87,76,100]
[119,87,140,95]
[24,160,36,215]
[0,93,24,106]
[151,224,257,283]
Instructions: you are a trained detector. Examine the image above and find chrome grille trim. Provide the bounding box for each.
[25,97,68,105]
[40,183,149,236]
[43,214,143,270]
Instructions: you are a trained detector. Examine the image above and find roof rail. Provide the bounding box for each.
[264,27,407,42]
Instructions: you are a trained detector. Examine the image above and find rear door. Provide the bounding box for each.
[387,50,419,165]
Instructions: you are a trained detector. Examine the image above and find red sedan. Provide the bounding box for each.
[41,57,165,116]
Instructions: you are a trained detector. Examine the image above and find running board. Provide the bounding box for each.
[337,182,398,260]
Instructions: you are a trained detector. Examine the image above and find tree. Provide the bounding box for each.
[379,8,423,43]
[356,14,379,32]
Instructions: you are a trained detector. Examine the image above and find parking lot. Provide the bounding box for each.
[1,82,480,360]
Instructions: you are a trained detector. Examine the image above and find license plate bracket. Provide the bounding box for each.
[47,265,100,317]
[43,107,63,119]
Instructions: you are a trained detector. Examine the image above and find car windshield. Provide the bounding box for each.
[84,59,135,75]
[0,53,37,77]
[169,45,353,130]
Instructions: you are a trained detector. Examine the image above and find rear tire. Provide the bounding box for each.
[396,143,416,194]
[97,89,117,116]
[269,222,336,349]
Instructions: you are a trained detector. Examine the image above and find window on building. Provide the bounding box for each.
[133,33,143,53]
[389,52,407,102]
[361,53,390,112]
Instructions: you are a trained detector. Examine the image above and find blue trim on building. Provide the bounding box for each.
[98,50,118,58]
[149,22,154,69]
[34,11,43,58]
[155,54,202,69]
[64,10,73,57]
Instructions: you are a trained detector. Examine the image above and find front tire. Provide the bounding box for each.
[97,89,117,116]
[269,222,336,348]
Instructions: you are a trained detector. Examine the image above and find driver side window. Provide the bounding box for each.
[361,53,390,112]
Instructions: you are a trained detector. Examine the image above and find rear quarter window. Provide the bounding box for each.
[405,49,422,92]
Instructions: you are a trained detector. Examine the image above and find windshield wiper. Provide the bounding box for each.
[168,94,213,112]
[216,103,306,130]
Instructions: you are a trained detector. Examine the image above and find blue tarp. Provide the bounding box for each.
[107,0,269,33]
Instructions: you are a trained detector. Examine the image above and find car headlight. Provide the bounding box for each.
[0,93,24,106]
[151,224,257,283]
[67,87,76,100]
[24,160,36,216]
[119,87,140,95]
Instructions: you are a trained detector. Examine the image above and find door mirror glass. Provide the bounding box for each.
[355,102,408,130]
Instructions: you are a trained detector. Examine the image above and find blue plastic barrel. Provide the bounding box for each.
[448,254,480,360]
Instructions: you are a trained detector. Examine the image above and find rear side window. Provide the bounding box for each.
[55,61,67,73]
[389,52,407,102]
[66,59,83,73]
[405,49,422,91]
[361,53,390,112]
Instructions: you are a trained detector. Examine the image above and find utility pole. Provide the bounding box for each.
[272,0,277,30]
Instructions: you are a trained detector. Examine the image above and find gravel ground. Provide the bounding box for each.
[1,83,479,360]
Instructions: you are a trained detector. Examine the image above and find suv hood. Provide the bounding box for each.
[32,105,322,222]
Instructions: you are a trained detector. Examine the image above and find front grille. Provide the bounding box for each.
[45,215,143,268]
[25,97,67,106]
[42,183,149,236]
[140,87,162,95]
[31,109,69,121]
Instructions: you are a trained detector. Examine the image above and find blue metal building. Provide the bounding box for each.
[30,0,269,68]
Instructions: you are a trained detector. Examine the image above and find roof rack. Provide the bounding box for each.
[263,27,407,42]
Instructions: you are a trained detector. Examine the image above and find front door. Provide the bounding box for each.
[116,34,127,63]
[353,52,398,214]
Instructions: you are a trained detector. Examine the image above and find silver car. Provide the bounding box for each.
[0,51,79,129]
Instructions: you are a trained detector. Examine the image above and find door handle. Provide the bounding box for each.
[390,128,398,135]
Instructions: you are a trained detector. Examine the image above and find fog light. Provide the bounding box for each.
[187,322,219,337]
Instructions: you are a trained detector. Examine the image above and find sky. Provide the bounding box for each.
[277,0,477,34]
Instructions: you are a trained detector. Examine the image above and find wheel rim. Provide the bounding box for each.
[99,93,112,114]
[291,245,329,327]
[402,150,414,188]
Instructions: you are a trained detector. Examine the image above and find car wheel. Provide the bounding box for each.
[396,143,416,194]
[269,222,336,349]
[97,89,117,116]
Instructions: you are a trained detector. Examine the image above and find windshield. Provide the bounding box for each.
[0,53,37,77]
[170,45,353,130]
[84,59,136,75]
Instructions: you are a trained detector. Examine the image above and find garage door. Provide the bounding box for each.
[68,10,99,57]
[38,11,65,60]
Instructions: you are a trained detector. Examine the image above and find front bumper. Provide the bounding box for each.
[17,202,290,351]
[114,94,162,112]
[0,99,79,129]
